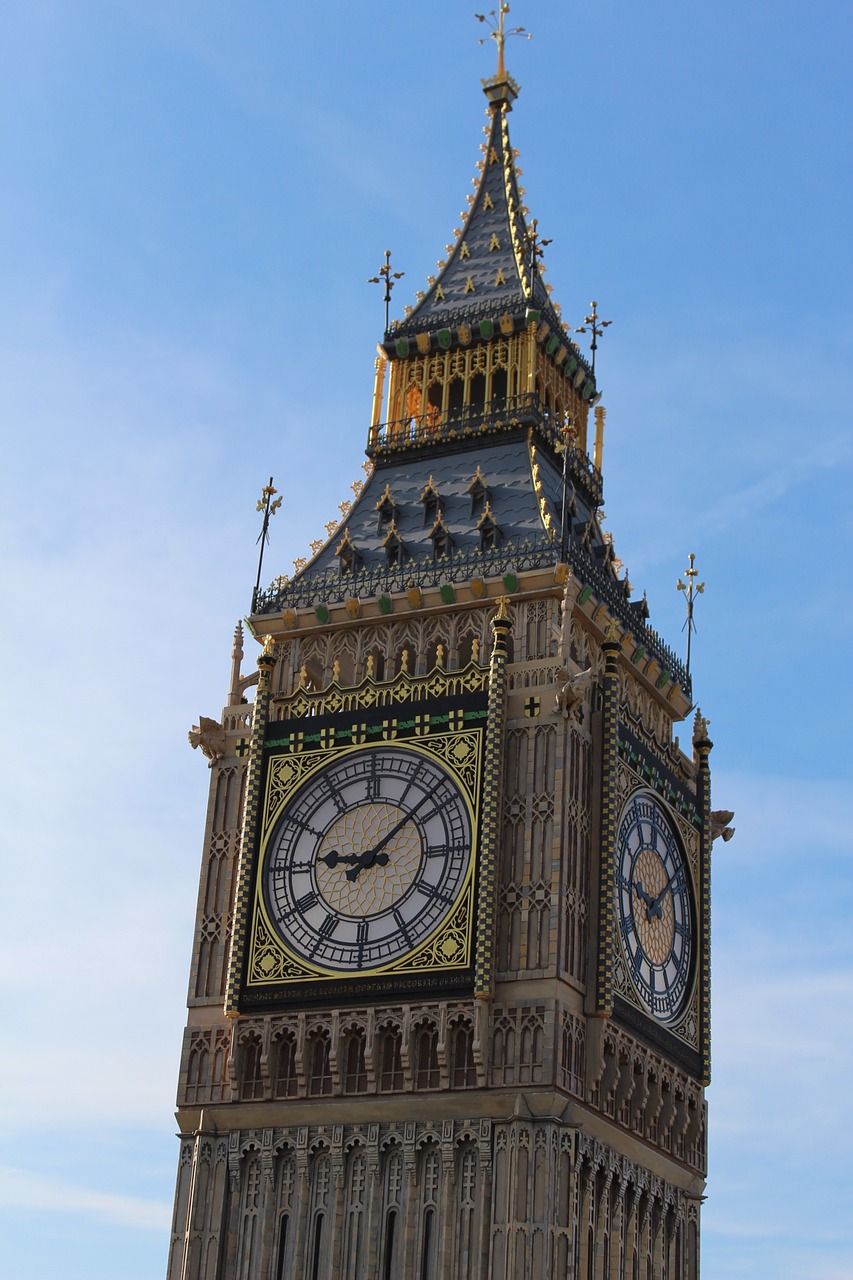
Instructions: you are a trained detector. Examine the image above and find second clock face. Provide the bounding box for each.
[615,791,694,1023]
[263,745,473,972]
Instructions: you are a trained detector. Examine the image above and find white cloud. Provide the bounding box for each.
[709,770,850,862]
[0,1164,170,1231]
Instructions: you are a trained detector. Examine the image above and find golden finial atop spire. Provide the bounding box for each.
[476,4,531,81]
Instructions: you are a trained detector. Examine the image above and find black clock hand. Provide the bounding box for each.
[345,790,435,881]
[633,880,656,910]
[319,850,389,870]
[647,866,684,918]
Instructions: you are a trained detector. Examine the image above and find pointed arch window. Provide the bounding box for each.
[375,483,398,531]
[477,501,502,552]
[239,1033,264,1101]
[186,1039,209,1104]
[428,514,452,561]
[467,466,490,518]
[378,1025,404,1091]
[414,1023,440,1090]
[273,1033,298,1099]
[449,1020,476,1089]
[308,1031,332,1096]
[335,529,361,575]
[211,1036,229,1103]
[342,1029,367,1095]
[419,477,443,527]
[383,522,408,567]
[491,366,508,407]
[469,370,486,414]
[425,381,443,430]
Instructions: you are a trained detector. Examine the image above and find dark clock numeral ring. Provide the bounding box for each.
[615,791,694,1024]
[262,745,474,973]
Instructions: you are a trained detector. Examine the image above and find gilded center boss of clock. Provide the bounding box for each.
[263,745,473,973]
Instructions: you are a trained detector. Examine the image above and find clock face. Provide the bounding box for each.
[262,745,473,972]
[615,791,694,1023]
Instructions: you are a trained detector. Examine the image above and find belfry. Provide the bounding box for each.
[169,13,713,1278]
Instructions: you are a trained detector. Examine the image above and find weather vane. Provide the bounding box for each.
[475,3,531,79]
[677,553,705,678]
[368,250,405,333]
[524,216,552,285]
[254,477,282,599]
[575,300,612,376]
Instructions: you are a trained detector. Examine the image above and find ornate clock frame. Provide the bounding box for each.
[225,614,512,1014]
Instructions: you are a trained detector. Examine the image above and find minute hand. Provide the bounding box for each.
[346,790,435,881]
[648,866,685,918]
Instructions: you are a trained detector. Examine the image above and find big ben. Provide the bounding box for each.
[168,12,714,1278]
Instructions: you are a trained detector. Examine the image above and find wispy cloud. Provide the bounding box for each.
[0,1165,170,1230]
[693,434,852,540]
[710,770,850,862]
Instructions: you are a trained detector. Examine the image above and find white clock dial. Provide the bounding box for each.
[263,746,472,971]
[615,791,694,1023]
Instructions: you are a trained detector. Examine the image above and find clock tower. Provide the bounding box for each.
[168,39,713,1280]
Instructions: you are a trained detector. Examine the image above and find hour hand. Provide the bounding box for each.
[633,880,662,919]
[344,849,389,881]
[320,849,360,870]
[632,879,655,909]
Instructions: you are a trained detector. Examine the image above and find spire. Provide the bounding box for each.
[387,61,571,349]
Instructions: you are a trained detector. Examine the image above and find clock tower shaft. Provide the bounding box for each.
[169,41,713,1280]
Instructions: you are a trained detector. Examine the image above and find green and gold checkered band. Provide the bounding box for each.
[595,635,621,1015]
[224,648,276,1017]
[474,605,513,1000]
[694,724,714,1084]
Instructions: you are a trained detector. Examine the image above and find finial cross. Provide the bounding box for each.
[475,4,530,80]
[575,300,612,375]
[677,553,706,677]
[253,477,283,602]
[524,216,552,286]
[369,249,405,333]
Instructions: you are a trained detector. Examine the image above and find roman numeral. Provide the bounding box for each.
[392,909,413,948]
[287,816,324,839]
[318,774,346,814]
[307,914,338,960]
[425,843,467,859]
[416,881,454,905]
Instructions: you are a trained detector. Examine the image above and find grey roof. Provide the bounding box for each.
[389,85,569,344]
[258,435,606,600]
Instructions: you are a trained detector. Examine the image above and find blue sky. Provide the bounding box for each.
[0,2,851,1277]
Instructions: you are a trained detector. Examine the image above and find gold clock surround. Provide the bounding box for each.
[238,693,489,1009]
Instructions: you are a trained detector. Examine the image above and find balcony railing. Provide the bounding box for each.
[367,393,603,507]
